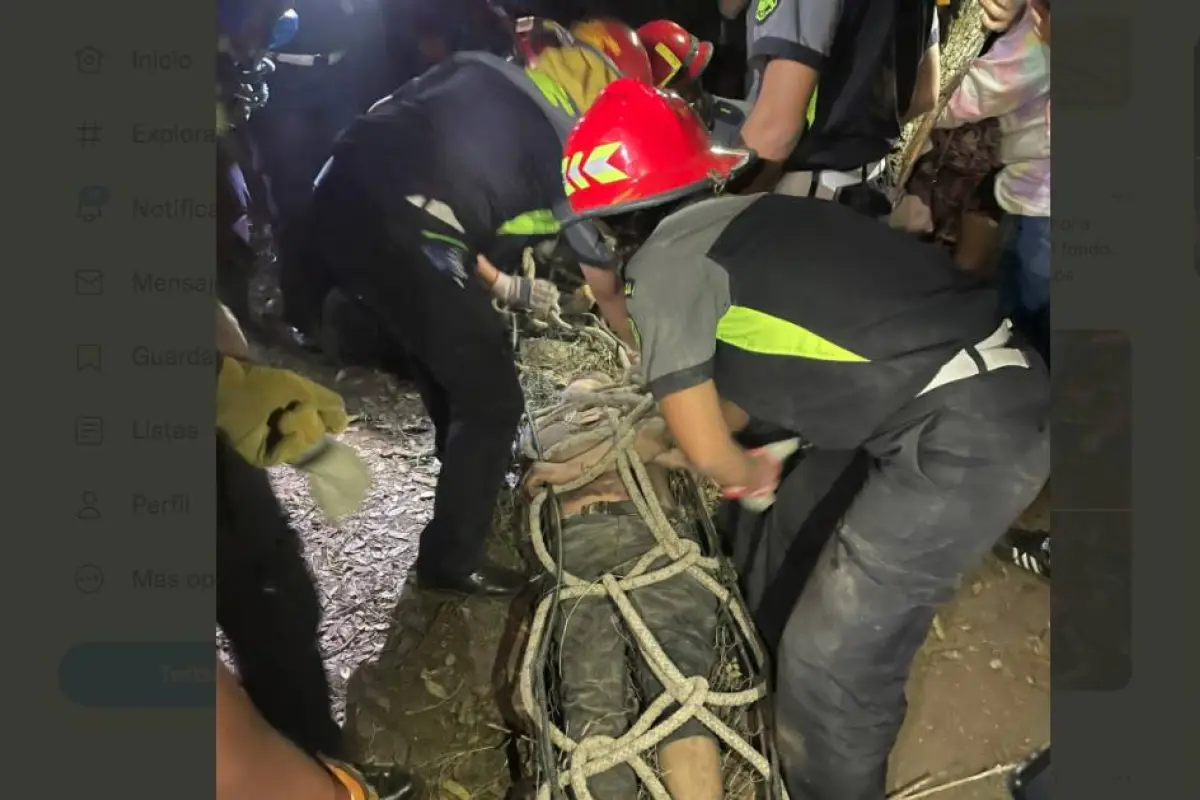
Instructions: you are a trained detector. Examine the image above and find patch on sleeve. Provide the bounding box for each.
[755,0,779,23]
[421,240,470,288]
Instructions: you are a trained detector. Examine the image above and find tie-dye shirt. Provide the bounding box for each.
[937,9,1050,217]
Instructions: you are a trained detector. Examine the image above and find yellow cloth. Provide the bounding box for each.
[526,45,620,116]
[298,438,373,522]
[216,357,349,468]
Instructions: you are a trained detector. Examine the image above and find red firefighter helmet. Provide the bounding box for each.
[569,18,654,85]
[561,79,754,221]
[637,20,714,88]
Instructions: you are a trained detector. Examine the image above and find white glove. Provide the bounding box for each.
[293,437,372,523]
[492,273,560,315]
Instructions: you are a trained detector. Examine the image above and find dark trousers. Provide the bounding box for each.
[726,357,1050,799]
[215,436,342,757]
[305,171,524,581]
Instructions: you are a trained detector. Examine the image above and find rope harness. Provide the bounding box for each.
[511,346,786,800]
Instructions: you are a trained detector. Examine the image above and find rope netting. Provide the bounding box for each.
[511,352,786,799]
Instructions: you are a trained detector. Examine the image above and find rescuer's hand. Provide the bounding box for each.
[217,357,350,468]
[293,437,372,522]
[721,438,800,512]
[492,273,561,316]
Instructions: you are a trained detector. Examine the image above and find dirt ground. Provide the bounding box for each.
[251,339,1049,800]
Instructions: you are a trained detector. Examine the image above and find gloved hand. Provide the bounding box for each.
[721,438,801,512]
[492,273,561,316]
[217,357,349,468]
[293,437,372,523]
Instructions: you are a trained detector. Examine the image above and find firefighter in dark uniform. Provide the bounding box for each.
[559,80,1049,799]
[280,33,630,596]
[217,6,418,795]
[250,0,391,233]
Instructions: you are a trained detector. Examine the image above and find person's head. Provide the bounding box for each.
[568,18,654,86]
[559,79,755,250]
[217,0,296,129]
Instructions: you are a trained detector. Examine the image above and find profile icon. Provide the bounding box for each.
[77,491,101,520]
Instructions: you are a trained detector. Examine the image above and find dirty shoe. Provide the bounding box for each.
[993,530,1050,579]
[322,757,424,800]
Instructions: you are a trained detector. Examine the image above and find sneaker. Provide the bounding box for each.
[993,530,1050,579]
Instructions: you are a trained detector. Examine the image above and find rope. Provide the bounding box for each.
[494,248,634,371]
[888,1,992,200]
[515,369,786,799]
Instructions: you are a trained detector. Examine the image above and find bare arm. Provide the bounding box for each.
[739,58,819,163]
[719,0,750,19]
[903,44,941,123]
[474,253,502,288]
[580,264,636,350]
[659,382,757,487]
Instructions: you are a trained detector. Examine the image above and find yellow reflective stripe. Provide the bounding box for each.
[497,209,561,236]
[581,142,627,184]
[420,230,468,250]
[564,151,587,191]
[654,42,682,86]
[525,67,576,115]
[807,86,818,127]
[561,157,575,196]
[716,305,868,362]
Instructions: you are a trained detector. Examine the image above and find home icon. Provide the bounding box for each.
[75,46,104,75]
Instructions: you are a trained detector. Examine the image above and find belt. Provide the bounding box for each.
[917,319,1031,397]
[777,158,887,200]
[575,500,641,518]
[274,51,346,67]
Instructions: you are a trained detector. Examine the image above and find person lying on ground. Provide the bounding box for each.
[521,375,724,800]
[217,659,421,800]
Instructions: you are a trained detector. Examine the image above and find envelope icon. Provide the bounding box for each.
[74,269,104,296]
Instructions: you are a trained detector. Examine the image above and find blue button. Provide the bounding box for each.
[59,642,214,708]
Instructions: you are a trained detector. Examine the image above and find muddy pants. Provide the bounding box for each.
[216,436,342,757]
[726,351,1050,800]
[554,509,721,799]
[300,164,524,582]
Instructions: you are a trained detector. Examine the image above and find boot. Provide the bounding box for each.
[322,757,424,800]
[993,530,1050,579]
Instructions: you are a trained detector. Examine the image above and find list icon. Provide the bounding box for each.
[74,416,104,446]
[76,344,102,373]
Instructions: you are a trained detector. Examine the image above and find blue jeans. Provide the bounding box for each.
[997,213,1051,364]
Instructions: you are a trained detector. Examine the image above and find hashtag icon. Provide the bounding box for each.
[75,121,103,147]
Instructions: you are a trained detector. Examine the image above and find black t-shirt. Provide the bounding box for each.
[625,193,1001,449]
[327,58,571,273]
[747,0,938,171]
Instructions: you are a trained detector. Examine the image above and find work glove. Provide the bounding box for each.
[721,438,801,512]
[217,357,349,468]
[492,273,561,316]
[293,437,373,523]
